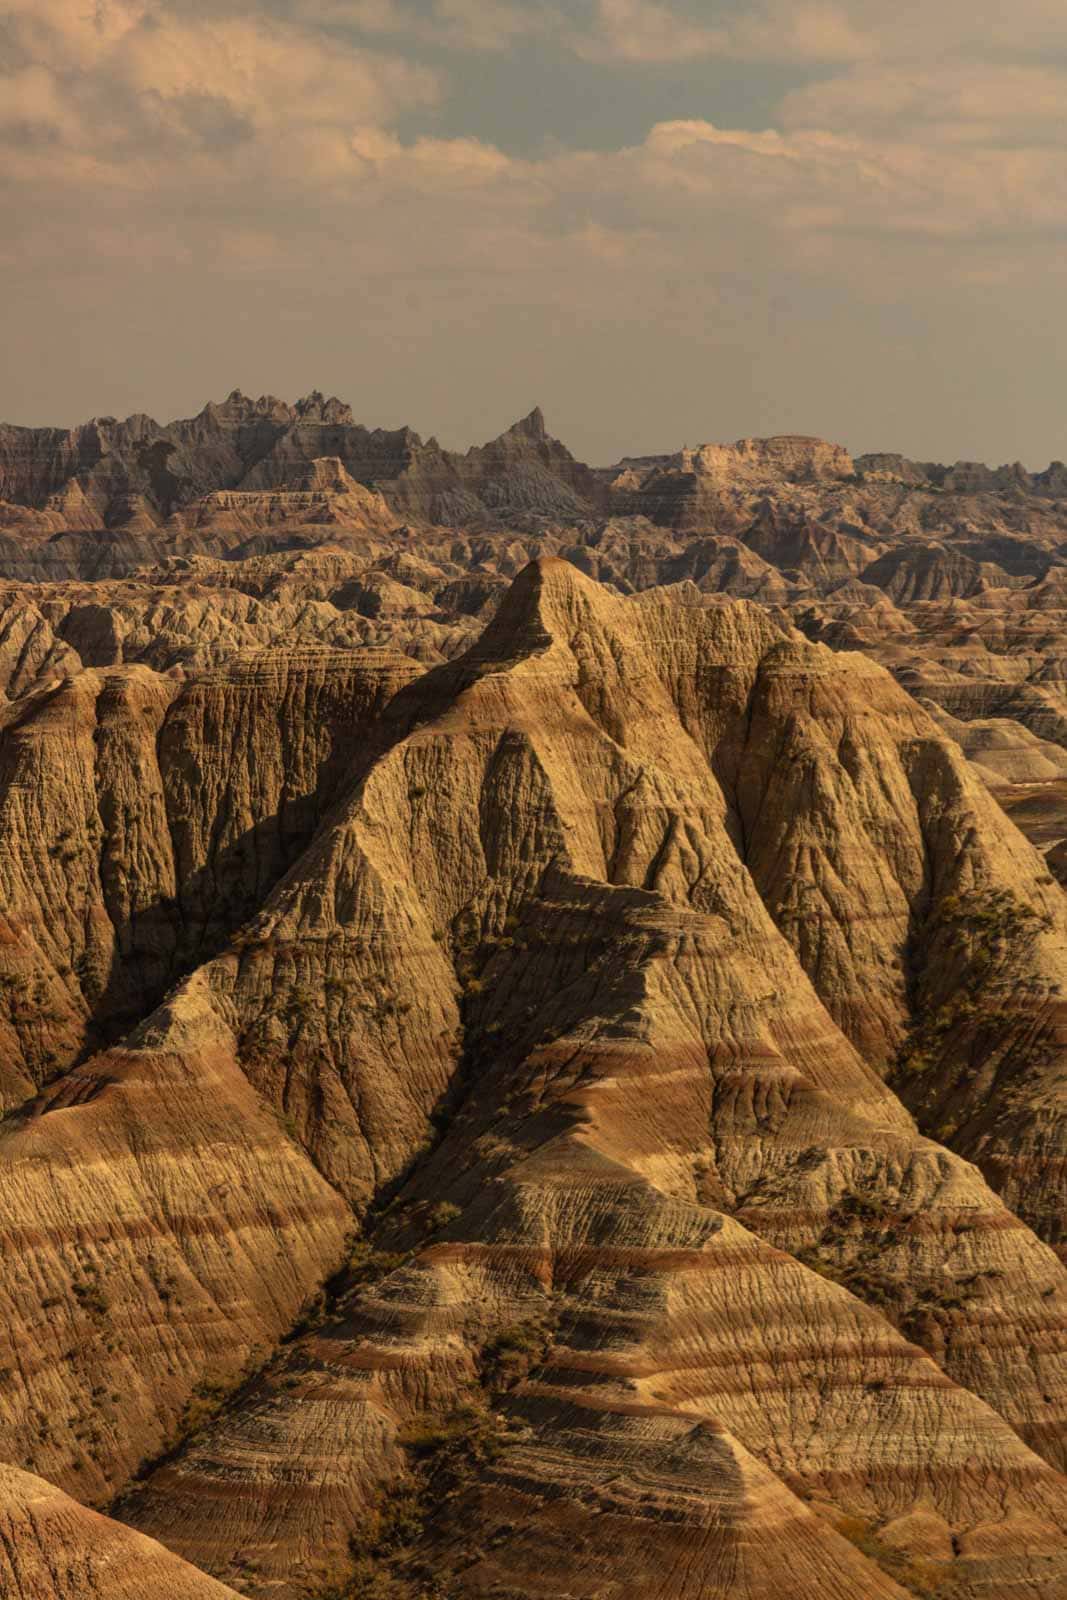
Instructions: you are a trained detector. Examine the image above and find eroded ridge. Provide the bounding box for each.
[14,557,1051,1600]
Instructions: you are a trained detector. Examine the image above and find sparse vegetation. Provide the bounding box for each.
[894,888,1058,1091]
[835,1515,959,1597]
[70,1276,110,1317]
[788,1185,994,1338]
[323,1404,507,1598]
[423,1200,461,1235]
[481,1311,557,1389]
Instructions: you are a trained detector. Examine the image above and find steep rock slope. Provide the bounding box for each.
[920,701,1067,787]
[0,1465,241,1600]
[0,395,292,521]
[106,561,1067,1598]
[0,595,81,699]
[859,543,1013,603]
[603,435,857,531]
[0,646,417,1104]
[0,978,353,1503]
[170,457,397,540]
[10,401,1067,1599]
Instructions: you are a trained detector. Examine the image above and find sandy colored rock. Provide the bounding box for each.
[105,560,1067,1600]
[4,401,1067,1597]
[0,1463,241,1599]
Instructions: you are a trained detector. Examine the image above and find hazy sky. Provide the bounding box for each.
[3,0,1067,465]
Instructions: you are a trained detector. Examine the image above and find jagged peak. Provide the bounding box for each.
[467,556,619,662]
[502,552,611,615]
[507,406,547,441]
[293,391,355,425]
[198,390,290,421]
[462,408,553,461]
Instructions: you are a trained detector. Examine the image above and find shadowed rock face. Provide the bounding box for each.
[5,412,1067,1599]
[0,646,418,1105]
[0,394,603,548]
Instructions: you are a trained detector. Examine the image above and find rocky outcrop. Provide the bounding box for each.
[0,646,417,1102]
[208,403,604,524]
[171,456,396,538]
[0,1465,241,1599]
[0,394,292,525]
[6,398,1067,1600]
[922,700,1067,786]
[860,542,1012,603]
[0,985,353,1503]
[0,395,602,542]
[0,595,81,699]
[604,436,856,531]
[738,504,880,585]
[62,560,1067,1599]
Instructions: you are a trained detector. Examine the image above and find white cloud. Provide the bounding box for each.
[796,0,1067,62]
[6,0,150,68]
[0,0,441,187]
[117,14,435,131]
[568,0,733,64]
[0,64,76,136]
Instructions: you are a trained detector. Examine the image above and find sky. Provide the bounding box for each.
[3,0,1067,465]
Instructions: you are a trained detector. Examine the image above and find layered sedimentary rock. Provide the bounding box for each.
[0,645,417,1103]
[0,996,353,1503]
[61,560,1067,1599]
[0,1465,241,1599]
[0,395,602,555]
[6,397,1067,595]
[5,404,1067,1598]
[858,542,1014,603]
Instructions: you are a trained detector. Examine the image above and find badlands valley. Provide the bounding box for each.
[4,393,1067,1598]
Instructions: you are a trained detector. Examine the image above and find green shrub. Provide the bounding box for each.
[424,1201,461,1234]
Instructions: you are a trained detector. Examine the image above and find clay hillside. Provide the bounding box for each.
[5,399,1067,1600]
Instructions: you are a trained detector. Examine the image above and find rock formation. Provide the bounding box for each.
[0,1466,241,1599]
[4,405,1067,1597]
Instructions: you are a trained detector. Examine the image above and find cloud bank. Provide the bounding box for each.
[3,0,1066,463]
